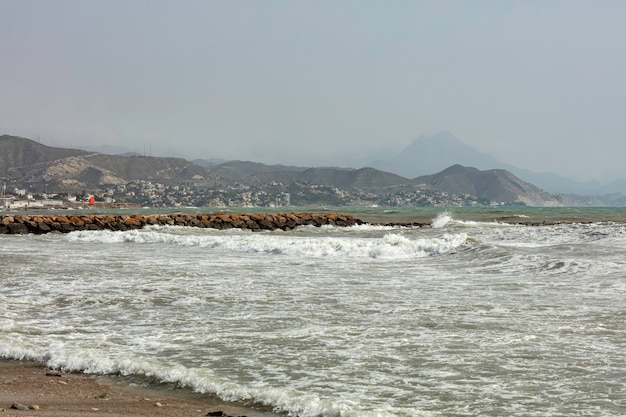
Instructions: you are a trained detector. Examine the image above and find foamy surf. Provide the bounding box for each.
[431,212,452,228]
[0,343,432,417]
[64,226,468,259]
[3,209,626,417]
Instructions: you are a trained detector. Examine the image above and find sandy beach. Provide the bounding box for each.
[0,360,277,417]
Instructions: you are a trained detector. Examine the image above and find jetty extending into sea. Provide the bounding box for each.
[0,212,372,234]
[0,211,588,235]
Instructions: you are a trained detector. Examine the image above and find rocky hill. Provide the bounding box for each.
[210,160,308,180]
[0,135,88,175]
[241,166,414,190]
[415,164,561,206]
[214,160,561,205]
[1,135,224,192]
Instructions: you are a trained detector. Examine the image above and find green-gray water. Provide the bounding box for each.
[1,207,625,416]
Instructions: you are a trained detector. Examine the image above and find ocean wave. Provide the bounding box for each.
[431,212,452,228]
[430,212,516,229]
[0,345,431,417]
[64,227,468,259]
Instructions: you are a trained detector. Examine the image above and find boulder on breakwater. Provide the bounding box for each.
[0,212,364,235]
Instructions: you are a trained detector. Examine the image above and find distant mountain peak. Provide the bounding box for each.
[370,131,502,179]
[440,164,480,174]
[415,130,461,144]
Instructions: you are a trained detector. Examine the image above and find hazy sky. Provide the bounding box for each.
[1,1,625,181]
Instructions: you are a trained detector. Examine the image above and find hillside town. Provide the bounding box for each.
[1,135,591,210]
[1,178,501,211]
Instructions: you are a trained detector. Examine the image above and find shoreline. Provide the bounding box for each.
[0,359,282,417]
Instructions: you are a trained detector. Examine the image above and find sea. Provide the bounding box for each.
[1,206,625,417]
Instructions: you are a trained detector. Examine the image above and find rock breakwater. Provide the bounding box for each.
[0,213,596,235]
[0,212,364,234]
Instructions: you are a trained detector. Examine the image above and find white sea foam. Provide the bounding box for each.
[64,227,468,259]
[3,218,626,417]
[431,212,452,228]
[431,212,513,229]
[0,341,431,417]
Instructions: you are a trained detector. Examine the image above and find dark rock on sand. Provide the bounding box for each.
[11,402,30,410]
[205,411,247,417]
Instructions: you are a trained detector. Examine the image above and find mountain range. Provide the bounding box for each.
[368,131,625,196]
[81,131,625,196]
[0,134,620,206]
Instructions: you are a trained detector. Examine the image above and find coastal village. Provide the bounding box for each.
[1,135,575,211]
[1,178,494,211]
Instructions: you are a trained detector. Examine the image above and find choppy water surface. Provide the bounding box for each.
[1,208,626,416]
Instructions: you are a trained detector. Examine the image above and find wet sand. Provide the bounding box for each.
[0,360,280,417]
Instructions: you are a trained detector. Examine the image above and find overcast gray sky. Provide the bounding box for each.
[1,0,625,181]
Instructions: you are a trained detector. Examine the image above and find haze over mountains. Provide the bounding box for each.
[81,132,624,197]
[2,133,624,207]
[367,132,625,196]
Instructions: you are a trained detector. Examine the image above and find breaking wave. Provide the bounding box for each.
[64,226,468,259]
